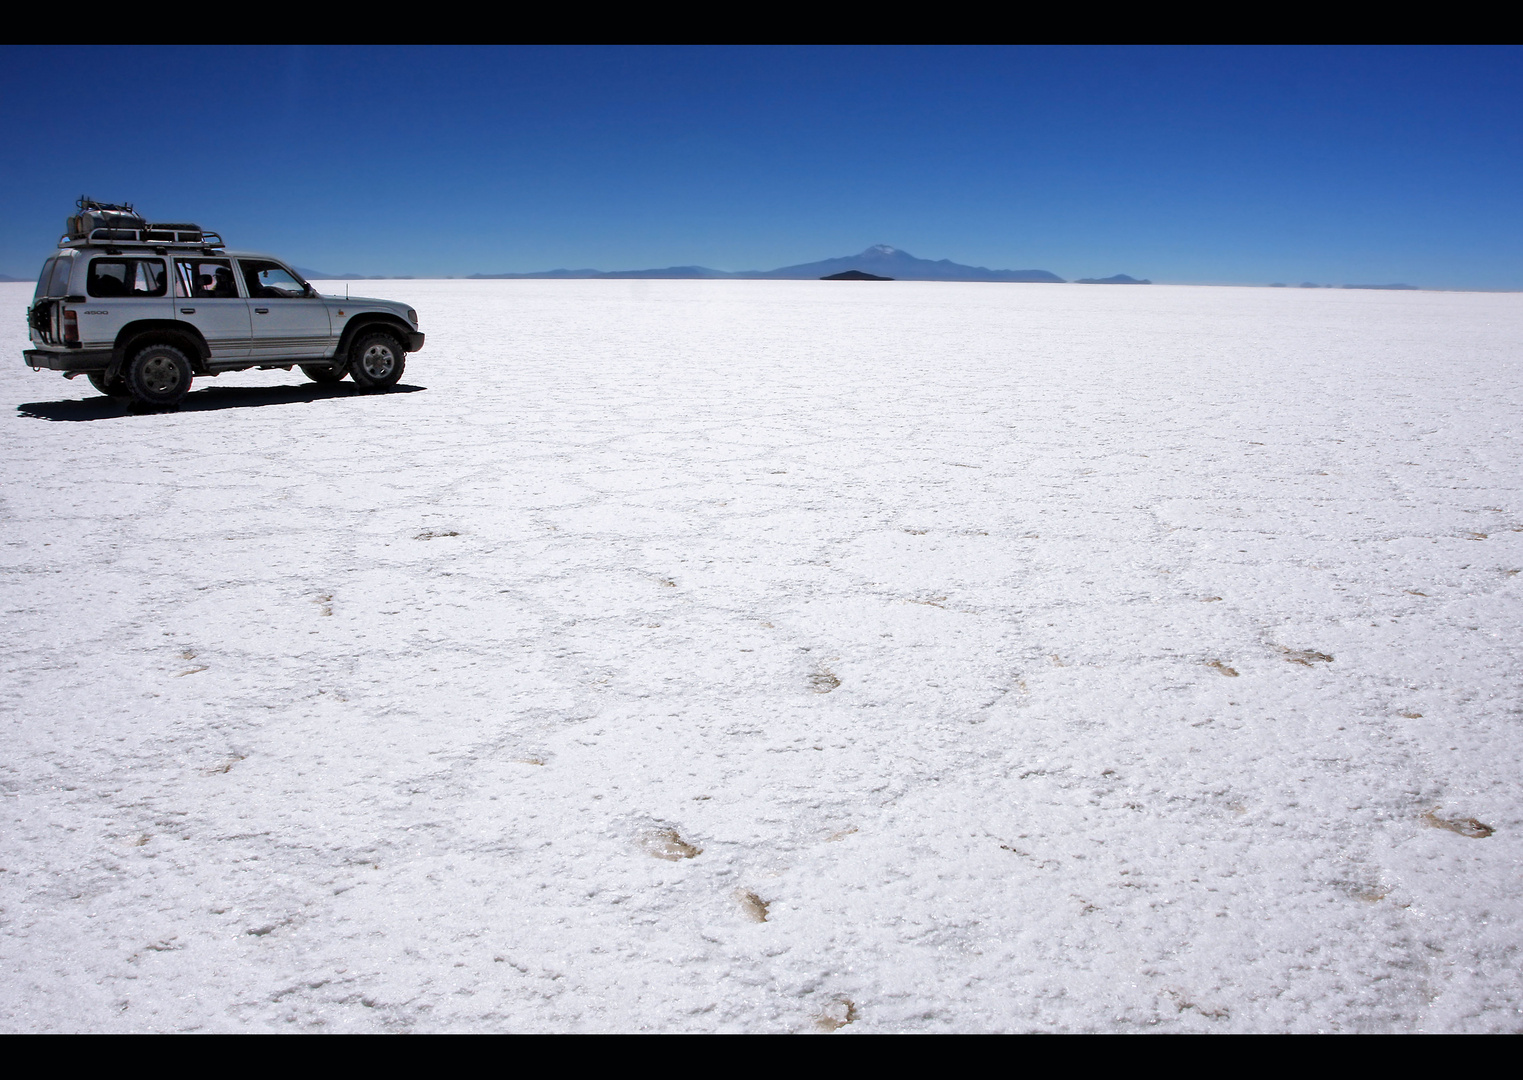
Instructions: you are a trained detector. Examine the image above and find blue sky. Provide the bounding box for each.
[2,45,1520,287]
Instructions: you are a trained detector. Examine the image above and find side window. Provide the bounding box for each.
[174,259,239,299]
[47,257,74,298]
[135,260,167,296]
[34,257,56,300]
[239,260,309,299]
[88,259,167,298]
[89,261,129,297]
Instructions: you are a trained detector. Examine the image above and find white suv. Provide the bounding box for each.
[24,199,424,407]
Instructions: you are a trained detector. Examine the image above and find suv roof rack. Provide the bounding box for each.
[59,229,226,251]
[59,195,224,252]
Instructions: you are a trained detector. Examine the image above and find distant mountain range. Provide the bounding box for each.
[467,245,1068,282]
[1271,282,1420,290]
[0,254,1434,292]
[0,259,1432,291]
[294,267,415,281]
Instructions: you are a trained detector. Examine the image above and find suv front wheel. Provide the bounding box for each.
[126,343,193,407]
[349,331,405,391]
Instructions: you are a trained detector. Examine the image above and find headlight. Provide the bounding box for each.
[407,308,418,326]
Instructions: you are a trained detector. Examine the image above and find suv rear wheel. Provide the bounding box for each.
[301,364,346,385]
[126,343,193,407]
[349,331,405,391]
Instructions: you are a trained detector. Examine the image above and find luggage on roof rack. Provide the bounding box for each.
[66,197,144,241]
[61,196,222,249]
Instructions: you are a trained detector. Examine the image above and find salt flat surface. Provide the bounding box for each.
[2,279,1521,1032]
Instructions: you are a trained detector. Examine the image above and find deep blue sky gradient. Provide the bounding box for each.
[2,45,1520,287]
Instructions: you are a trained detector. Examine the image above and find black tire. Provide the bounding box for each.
[301,364,346,385]
[348,331,405,391]
[87,370,132,401]
[125,343,193,407]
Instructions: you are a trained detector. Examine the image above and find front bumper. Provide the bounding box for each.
[25,348,112,371]
[406,331,425,352]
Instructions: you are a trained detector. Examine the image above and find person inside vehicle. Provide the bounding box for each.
[195,266,237,298]
[90,268,128,297]
[241,261,309,299]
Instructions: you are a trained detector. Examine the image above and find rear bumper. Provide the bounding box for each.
[405,331,424,352]
[25,348,112,371]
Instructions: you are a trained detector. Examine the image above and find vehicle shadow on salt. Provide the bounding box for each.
[15,383,426,422]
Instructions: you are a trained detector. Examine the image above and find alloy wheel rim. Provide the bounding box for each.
[362,345,395,378]
[141,355,180,394]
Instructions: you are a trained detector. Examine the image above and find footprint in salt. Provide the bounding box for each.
[810,668,841,694]
[1422,810,1494,838]
[736,890,769,922]
[814,998,857,1031]
[1277,647,1333,666]
[640,827,702,861]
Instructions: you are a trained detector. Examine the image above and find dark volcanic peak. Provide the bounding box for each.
[759,245,1062,282]
[470,245,1064,283]
[822,270,893,281]
[602,266,731,280]
[1076,274,1151,285]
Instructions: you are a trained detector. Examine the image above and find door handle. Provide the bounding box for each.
[254,308,269,314]
[180,308,195,314]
